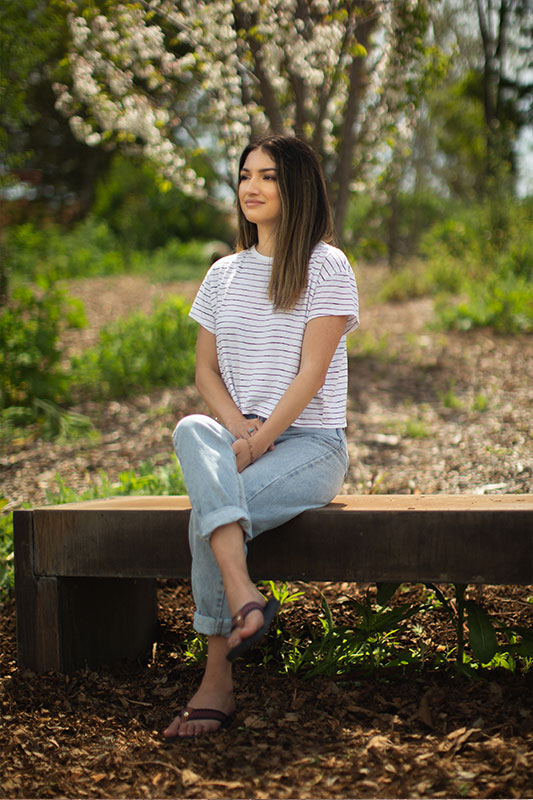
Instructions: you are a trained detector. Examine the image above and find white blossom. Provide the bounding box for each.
[56,0,430,206]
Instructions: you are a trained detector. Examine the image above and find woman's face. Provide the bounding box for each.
[238,148,282,234]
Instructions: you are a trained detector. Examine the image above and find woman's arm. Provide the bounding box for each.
[195,325,256,440]
[232,314,348,471]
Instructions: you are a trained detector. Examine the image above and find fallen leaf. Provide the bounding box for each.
[181,768,201,787]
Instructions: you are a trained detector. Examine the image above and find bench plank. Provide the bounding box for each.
[30,494,532,584]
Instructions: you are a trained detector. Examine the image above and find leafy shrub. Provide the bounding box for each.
[437,273,532,333]
[378,255,465,303]
[92,153,232,249]
[378,196,533,333]
[345,190,454,261]
[0,401,95,445]
[71,296,197,400]
[5,220,214,284]
[47,460,186,504]
[129,238,215,282]
[0,277,86,411]
[0,501,14,600]
[4,219,128,281]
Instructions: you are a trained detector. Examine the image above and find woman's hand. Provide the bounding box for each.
[226,416,263,441]
[231,424,275,472]
[232,438,255,472]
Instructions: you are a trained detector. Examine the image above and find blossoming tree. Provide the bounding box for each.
[55,0,432,233]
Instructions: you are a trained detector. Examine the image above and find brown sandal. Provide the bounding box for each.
[226,597,280,662]
[164,706,234,741]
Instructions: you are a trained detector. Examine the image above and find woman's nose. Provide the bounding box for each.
[246,175,260,192]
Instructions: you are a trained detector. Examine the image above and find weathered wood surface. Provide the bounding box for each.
[25,494,533,584]
[13,494,533,672]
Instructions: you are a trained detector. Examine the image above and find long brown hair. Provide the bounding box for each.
[236,135,334,311]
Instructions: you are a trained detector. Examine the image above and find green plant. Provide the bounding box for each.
[5,218,215,285]
[129,238,213,282]
[255,583,425,679]
[70,296,197,401]
[426,584,533,676]
[378,262,431,302]
[402,418,431,439]
[439,381,463,410]
[471,394,489,412]
[0,400,95,446]
[92,153,231,249]
[0,501,14,601]
[347,331,396,362]
[0,277,86,412]
[46,459,186,505]
[436,273,533,334]
[5,219,128,281]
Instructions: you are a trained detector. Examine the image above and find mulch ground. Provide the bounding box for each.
[1,266,532,798]
[1,582,532,799]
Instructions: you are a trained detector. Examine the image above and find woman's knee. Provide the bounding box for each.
[172,413,211,450]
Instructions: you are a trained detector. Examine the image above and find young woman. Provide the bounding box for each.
[164,135,359,739]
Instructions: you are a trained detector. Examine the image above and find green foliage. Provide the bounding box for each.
[0,277,86,412]
[47,459,186,505]
[5,219,213,284]
[129,238,216,282]
[427,584,533,676]
[0,400,95,445]
[0,0,62,165]
[70,296,197,400]
[225,581,533,678]
[346,191,454,262]
[377,197,533,333]
[5,219,128,280]
[245,587,427,679]
[0,501,14,601]
[92,153,231,249]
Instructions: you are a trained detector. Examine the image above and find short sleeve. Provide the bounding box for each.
[308,267,359,335]
[189,266,217,333]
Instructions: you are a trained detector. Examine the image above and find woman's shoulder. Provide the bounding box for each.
[201,250,244,285]
[310,241,353,275]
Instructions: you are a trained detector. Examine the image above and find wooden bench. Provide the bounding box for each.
[13,494,533,673]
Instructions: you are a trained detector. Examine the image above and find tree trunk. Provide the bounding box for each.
[331,7,377,239]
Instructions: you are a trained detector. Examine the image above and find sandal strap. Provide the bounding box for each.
[231,601,265,630]
[180,707,229,724]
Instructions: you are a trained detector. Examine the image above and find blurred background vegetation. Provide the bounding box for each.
[0,0,532,429]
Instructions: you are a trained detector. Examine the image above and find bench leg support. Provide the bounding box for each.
[15,509,158,672]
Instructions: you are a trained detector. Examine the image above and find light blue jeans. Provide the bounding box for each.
[173,414,348,637]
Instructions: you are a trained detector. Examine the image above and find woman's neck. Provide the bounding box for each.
[255,224,277,257]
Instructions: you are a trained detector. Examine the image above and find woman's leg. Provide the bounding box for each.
[209,427,349,655]
[163,635,234,738]
[166,418,347,736]
[165,416,262,737]
[164,520,265,738]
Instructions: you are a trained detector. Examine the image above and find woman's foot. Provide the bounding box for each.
[164,686,236,739]
[209,522,269,654]
[163,635,236,739]
[227,596,280,661]
[226,585,267,652]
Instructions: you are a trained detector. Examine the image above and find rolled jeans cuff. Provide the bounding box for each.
[193,610,233,638]
[197,506,251,541]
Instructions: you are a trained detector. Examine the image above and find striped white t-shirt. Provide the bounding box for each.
[189,241,359,428]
